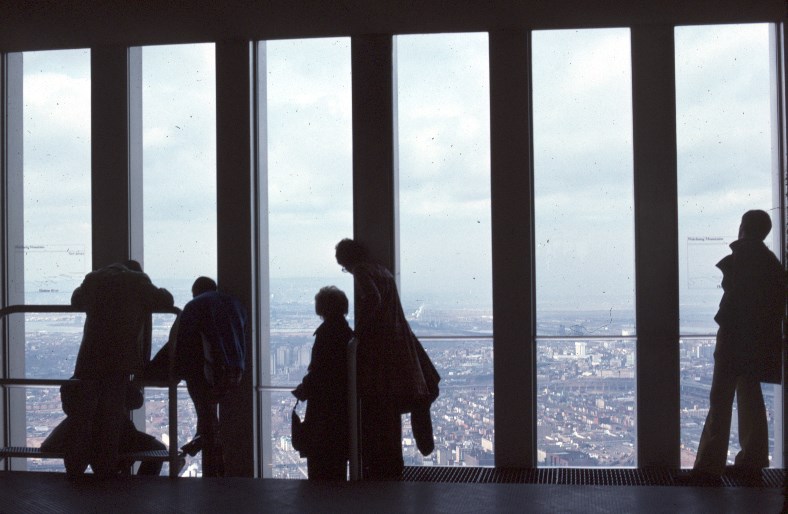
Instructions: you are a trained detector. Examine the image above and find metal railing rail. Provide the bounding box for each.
[0,304,183,477]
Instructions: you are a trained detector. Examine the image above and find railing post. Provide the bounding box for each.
[0,305,182,475]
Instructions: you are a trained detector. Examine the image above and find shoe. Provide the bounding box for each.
[175,456,187,475]
[181,435,203,456]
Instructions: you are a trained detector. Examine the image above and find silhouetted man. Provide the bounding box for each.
[173,277,247,477]
[68,260,173,477]
[335,238,439,479]
[691,210,785,482]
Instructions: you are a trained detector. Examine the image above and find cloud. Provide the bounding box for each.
[18,26,778,315]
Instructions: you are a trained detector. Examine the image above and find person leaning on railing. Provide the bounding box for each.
[67,260,173,478]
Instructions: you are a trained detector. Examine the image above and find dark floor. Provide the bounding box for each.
[0,469,784,514]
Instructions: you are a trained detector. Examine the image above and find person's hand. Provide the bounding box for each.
[292,384,306,401]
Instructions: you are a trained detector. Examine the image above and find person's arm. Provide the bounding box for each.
[298,330,332,399]
[70,286,86,308]
[147,285,174,310]
[175,304,204,379]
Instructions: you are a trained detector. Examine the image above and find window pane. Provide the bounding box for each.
[675,24,779,468]
[142,43,217,474]
[532,28,636,467]
[22,50,91,302]
[20,50,91,467]
[264,38,353,478]
[396,32,493,467]
[143,43,217,306]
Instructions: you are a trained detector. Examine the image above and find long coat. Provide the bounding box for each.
[353,262,439,412]
[297,317,354,459]
[714,238,786,384]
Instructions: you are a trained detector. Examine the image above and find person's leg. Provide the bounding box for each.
[202,399,223,477]
[142,341,171,385]
[360,397,403,480]
[89,376,127,478]
[187,377,222,477]
[693,360,737,475]
[733,376,769,470]
[307,456,347,480]
[59,379,99,477]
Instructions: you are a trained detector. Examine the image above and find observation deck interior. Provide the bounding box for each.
[1,1,786,512]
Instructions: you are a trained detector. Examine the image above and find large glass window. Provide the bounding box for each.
[19,50,91,470]
[263,38,353,478]
[532,29,636,467]
[396,33,493,467]
[142,43,217,476]
[675,24,780,468]
[21,50,92,302]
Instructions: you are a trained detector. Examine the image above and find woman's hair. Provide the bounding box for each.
[315,286,349,319]
[335,238,367,268]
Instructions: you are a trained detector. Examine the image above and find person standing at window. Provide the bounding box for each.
[689,210,785,483]
[292,286,354,480]
[334,238,439,480]
[69,260,173,477]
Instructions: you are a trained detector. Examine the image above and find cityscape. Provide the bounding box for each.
[12,286,780,477]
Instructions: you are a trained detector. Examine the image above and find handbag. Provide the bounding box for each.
[291,399,309,456]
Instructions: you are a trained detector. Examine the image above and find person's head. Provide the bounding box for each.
[315,286,349,320]
[192,276,218,298]
[124,259,143,272]
[335,238,367,272]
[739,210,772,241]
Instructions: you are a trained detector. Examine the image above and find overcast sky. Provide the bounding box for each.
[19,24,778,318]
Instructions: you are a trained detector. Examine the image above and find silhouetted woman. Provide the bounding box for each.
[293,286,354,480]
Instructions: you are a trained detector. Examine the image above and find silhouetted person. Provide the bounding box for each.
[68,260,173,477]
[149,276,247,477]
[691,210,785,482]
[292,286,354,480]
[335,238,439,480]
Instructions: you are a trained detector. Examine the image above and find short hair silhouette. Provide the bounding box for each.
[192,276,218,297]
[335,238,367,268]
[315,286,349,319]
[741,210,772,240]
[124,259,143,272]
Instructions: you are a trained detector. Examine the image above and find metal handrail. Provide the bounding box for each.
[0,304,182,477]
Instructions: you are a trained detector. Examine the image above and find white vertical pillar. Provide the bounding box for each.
[254,40,272,478]
[768,22,786,469]
[2,52,26,469]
